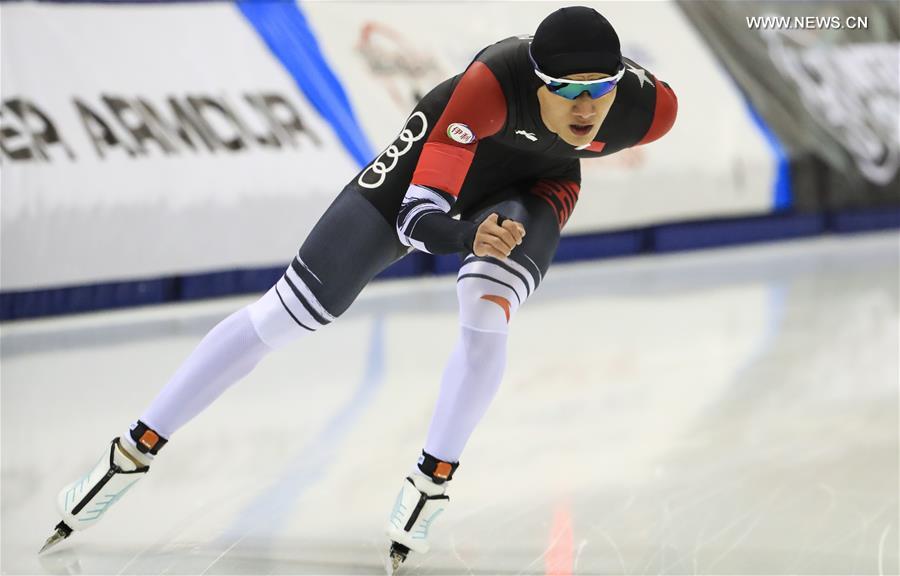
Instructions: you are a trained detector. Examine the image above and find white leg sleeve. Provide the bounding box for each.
[424,326,507,463]
[424,257,537,462]
[139,285,313,438]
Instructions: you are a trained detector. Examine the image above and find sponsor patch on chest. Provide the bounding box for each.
[447,123,477,144]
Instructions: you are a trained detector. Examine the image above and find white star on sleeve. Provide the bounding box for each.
[626,64,655,88]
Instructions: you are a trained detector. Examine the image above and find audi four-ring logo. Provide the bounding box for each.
[358,111,428,189]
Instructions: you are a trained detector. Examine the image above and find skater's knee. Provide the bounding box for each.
[247,287,292,349]
[248,275,336,349]
[456,258,537,334]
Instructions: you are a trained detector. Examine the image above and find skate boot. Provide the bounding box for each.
[386,451,458,572]
[40,421,166,553]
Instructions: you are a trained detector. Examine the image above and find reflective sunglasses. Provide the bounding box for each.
[529,50,626,100]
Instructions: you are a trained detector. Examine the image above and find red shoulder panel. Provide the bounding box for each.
[637,80,678,145]
[412,61,507,197]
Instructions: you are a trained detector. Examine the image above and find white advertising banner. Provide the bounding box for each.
[3,1,778,295]
[1,2,359,291]
[303,1,777,233]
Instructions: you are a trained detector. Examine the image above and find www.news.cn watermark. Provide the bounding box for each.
[747,15,869,30]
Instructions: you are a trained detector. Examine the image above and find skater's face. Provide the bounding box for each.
[536,72,617,147]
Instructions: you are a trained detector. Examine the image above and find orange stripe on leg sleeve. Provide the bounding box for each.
[480,294,511,323]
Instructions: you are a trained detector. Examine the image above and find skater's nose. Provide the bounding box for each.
[571,94,596,120]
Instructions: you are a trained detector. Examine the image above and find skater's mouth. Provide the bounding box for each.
[569,123,593,136]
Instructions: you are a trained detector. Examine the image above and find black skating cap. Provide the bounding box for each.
[530,6,622,77]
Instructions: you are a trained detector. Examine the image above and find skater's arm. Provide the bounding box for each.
[396,61,507,255]
[396,184,479,254]
[612,58,677,148]
[396,187,524,257]
[635,78,677,145]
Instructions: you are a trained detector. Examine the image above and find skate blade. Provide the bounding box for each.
[387,542,408,574]
[39,522,73,554]
[389,551,405,574]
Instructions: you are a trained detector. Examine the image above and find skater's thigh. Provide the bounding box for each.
[463,186,563,282]
[293,187,408,317]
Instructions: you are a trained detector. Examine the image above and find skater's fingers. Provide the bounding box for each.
[483,232,514,255]
[480,245,509,260]
[501,220,526,244]
[478,214,505,236]
[488,227,518,252]
[479,235,514,259]
[474,237,510,259]
[475,217,517,254]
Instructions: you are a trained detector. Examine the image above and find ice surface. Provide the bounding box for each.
[2,233,898,575]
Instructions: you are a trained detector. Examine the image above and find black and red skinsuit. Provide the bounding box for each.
[281,36,677,322]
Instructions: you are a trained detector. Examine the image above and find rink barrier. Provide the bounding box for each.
[0,252,433,321]
[827,208,900,234]
[650,213,825,253]
[2,207,897,321]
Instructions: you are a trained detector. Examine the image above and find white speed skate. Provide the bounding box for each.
[385,452,458,572]
[386,473,449,571]
[40,423,165,553]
